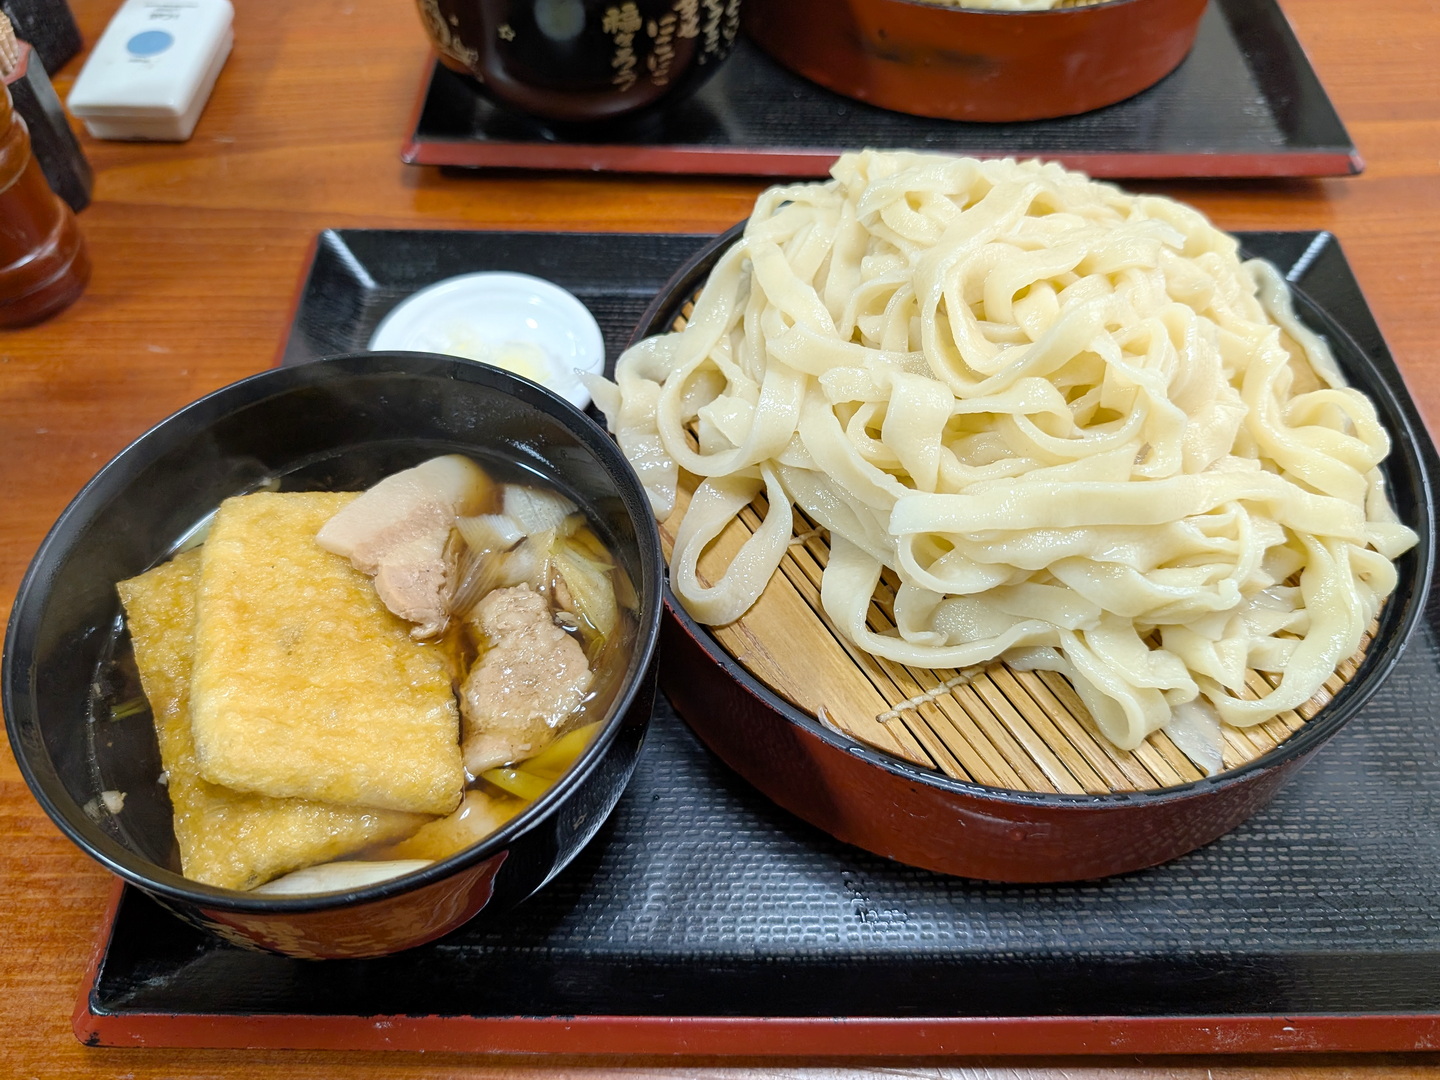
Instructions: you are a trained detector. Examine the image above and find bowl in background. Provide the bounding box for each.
[744,0,1209,122]
[630,225,1433,883]
[3,352,664,958]
[416,0,743,124]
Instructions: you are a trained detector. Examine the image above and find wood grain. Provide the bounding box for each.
[2,0,1440,1074]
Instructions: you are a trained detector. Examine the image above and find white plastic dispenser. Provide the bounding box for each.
[67,0,233,141]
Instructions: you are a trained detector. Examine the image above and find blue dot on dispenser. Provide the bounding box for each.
[126,30,175,56]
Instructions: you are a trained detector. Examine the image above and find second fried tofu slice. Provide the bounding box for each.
[118,550,432,891]
[189,491,464,817]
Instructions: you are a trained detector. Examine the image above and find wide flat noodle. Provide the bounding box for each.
[594,152,1417,751]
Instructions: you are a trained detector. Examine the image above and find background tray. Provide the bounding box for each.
[80,228,1440,1055]
[403,0,1359,179]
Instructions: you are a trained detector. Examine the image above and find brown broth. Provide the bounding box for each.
[96,456,639,888]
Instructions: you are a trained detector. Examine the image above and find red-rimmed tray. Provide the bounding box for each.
[402,0,1360,179]
[75,228,1440,1056]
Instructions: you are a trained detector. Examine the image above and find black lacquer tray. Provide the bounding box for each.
[79,228,1440,1055]
[402,0,1359,179]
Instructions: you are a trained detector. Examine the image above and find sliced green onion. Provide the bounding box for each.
[521,722,600,779]
[481,765,552,802]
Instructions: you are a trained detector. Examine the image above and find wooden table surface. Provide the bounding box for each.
[3,0,1439,1075]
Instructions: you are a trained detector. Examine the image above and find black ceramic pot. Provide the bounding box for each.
[416,0,741,123]
[3,353,664,958]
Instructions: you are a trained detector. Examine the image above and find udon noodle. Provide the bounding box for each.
[590,152,1416,753]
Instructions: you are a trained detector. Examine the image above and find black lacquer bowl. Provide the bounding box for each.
[416,0,742,125]
[633,224,1435,883]
[3,353,664,958]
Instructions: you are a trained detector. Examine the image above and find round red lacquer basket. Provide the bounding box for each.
[630,223,1433,883]
[744,0,1209,122]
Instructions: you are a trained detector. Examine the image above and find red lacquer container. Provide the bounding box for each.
[744,0,1209,122]
[632,224,1433,883]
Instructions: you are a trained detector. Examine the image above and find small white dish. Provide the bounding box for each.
[368,272,605,409]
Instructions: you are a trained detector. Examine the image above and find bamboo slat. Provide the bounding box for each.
[657,461,1373,796]
[654,300,1371,797]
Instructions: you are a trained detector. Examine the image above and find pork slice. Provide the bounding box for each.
[461,584,593,774]
[317,455,492,638]
[355,507,455,639]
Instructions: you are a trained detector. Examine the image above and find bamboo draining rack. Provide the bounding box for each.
[653,304,1368,797]
[657,473,1367,796]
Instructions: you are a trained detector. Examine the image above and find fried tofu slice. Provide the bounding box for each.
[188,492,464,817]
[118,549,432,891]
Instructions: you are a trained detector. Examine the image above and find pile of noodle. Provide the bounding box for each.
[588,152,1416,758]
